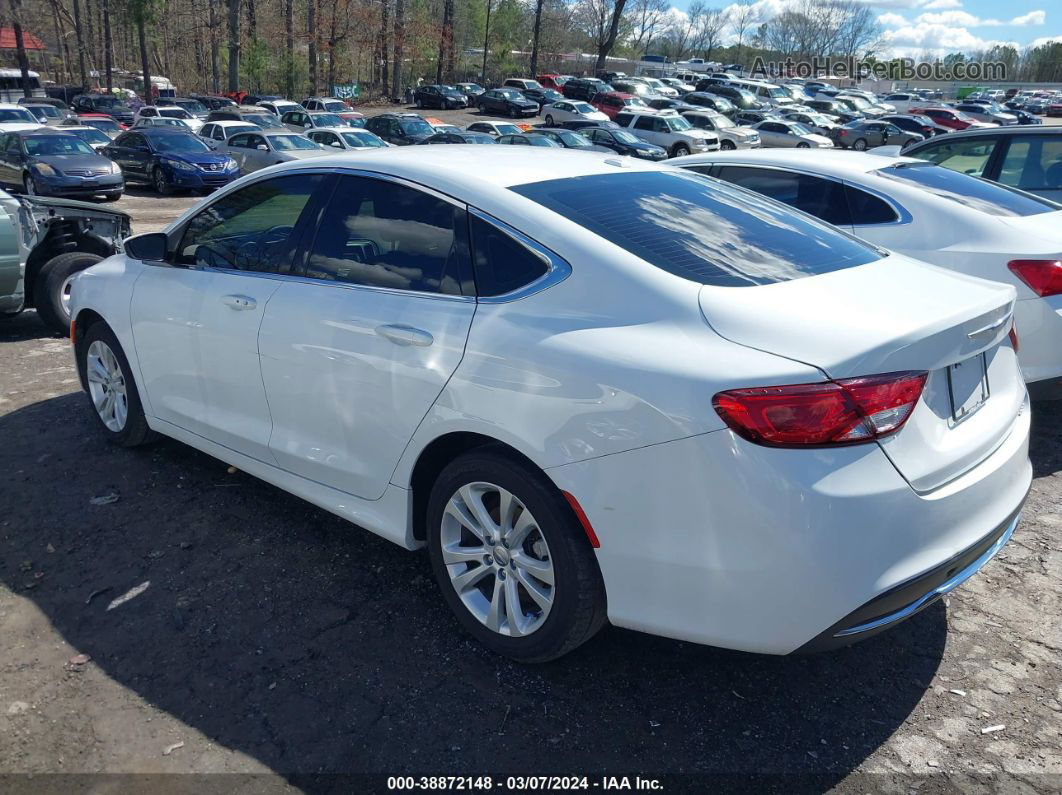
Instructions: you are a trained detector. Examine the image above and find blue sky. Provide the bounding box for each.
[666,0,1058,57]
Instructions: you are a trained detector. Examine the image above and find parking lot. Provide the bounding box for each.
[2,103,1062,791]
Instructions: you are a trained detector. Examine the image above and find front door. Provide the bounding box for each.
[130,172,327,461]
[259,174,476,499]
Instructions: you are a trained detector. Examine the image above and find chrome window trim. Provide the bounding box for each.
[468,207,572,304]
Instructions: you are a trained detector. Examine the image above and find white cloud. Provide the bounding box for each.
[881,22,1019,53]
[1029,34,1062,47]
[1010,10,1046,26]
[920,0,962,9]
[877,12,909,26]
[908,10,1045,27]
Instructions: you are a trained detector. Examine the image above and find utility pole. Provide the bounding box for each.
[481,0,491,85]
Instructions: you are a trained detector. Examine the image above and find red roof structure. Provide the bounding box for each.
[0,28,47,51]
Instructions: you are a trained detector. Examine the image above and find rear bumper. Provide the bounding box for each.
[1014,295,1062,385]
[794,506,1021,652]
[547,399,1031,654]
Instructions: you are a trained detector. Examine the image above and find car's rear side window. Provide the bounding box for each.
[875,162,1060,217]
[510,171,879,287]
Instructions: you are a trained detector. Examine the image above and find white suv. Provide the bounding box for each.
[681,110,760,150]
[615,111,719,157]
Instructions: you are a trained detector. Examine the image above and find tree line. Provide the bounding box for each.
[7,0,1062,102]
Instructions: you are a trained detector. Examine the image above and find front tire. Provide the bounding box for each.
[671,143,691,157]
[78,322,155,447]
[36,251,104,336]
[426,450,607,663]
[23,173,40,196]
[153,167,171,195]
[796,142,810,148]
[720,139,736,150]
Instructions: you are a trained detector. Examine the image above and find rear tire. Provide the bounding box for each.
[426,449,607,663]
[852,138,867,151]
[544,115,554,126]
[78,322,155,447]
[36,252,104,336]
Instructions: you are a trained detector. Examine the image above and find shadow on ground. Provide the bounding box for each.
[0,392,954,786]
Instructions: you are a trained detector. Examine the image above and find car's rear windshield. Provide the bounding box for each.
[874,162,1060,217]
[510,171,880,287]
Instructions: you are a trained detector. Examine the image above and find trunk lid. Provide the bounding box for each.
[699,254,1024,492]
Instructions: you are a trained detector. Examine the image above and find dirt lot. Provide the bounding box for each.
[1,109,1062,792]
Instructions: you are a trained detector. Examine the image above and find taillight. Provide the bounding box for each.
[1008,259,1062,297]
[713,371,927,448]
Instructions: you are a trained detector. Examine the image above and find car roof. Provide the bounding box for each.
[309,126,368,134]
[258,146,667,194]
[15,128,74,136]
[673,148,918,176]
[912,124,1060,140]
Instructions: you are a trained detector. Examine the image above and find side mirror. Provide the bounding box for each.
[256,143,268,151]
[124,232,169,262]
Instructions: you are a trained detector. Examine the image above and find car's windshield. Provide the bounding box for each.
[557,131,592,147]
[24,135,97,156]
[807,113,831,125]
[0,108,37,123]
[224,125,258,137]
[624,97,647,107]
[323,101,347,112]
[663,116,693,131]
[613,130,642,144]
[522,81,543,90]
[787,123,812,135]
[710,114,735,129]
[511,171,879,287]
[243,113,284,129]
[497,89,522,100]
[176,100,207,114]
[91,96,124,108]
[153,133,211,153]
[268,134,320,150]
[342,131,386,148]
[875,163,1060,217]
[398,119,433,135]
[494,123,521,135]
[160,108,192,118]
[81,118,119,131]
[526,136,560,147]
[766,87,786,98]
[572,102,595,114]
[68,127,111,145]
[154,118,189,127]
[312,113,344,126]
[29,105,61,119]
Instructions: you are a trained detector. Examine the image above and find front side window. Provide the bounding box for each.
[470,215,549,297]
[302,176,467,295]
[511,171,879,287]
[177,174,323,271]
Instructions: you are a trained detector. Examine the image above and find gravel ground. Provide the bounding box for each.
[1,110,1061,792]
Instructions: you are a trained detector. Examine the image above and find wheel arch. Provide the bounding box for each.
[71,308,109,389]
[25,224,118,308]
[407,431,547,544]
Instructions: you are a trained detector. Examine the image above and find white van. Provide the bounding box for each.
[727,78,794,107]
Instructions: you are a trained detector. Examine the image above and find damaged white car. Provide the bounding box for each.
[0,192,130,335]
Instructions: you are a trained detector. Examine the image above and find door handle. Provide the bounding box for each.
[221,294,257,311]
[375,324,434,347]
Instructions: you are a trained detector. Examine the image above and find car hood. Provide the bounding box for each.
[0,123,42,131]
[625,139,665,151]
[163,151,233,166]
[34,153,114,171]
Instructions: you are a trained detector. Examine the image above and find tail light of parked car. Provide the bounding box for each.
[712,371,928,448]
[1008,259,1062,298]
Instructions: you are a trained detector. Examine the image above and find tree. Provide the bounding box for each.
[576,0,630,71]
[308,0,318,94]
[103,0,113,91]
[226,0,241,92]
[391,0,404,97]
[728,0,757,66]
[694,7,725,60]
[528,0,545,77]
[437,0,455,83]
[283,0,294,98]
[128,0,159,100]
[7,0,33,97]
[72,0,89,87]
[627,0,666,56]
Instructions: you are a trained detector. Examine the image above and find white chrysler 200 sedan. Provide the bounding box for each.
[69,148,1031,662]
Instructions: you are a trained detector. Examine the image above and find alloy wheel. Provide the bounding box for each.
[440,481,555,637]
[85,340,128,432]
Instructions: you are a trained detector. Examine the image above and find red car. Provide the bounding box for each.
[537,74,572,91]
[591,91,651,119]
[910,107,990,131]
[1047,102,1062,118]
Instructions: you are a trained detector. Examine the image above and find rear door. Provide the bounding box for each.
[259,173,476,500]
[131,173,327,462]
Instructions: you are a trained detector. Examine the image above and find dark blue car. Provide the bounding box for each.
[102,129,239,194]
